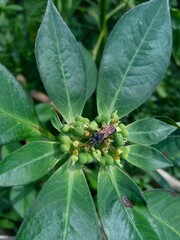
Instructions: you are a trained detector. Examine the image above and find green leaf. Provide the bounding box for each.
[10,185,36,218]
[0,64,51,145]
[154,130,180,166]
[16,161,101,240]
[35,103,52,123]
[146,170,172,190]
[0,219,16,229]
[127,118,176,145]
[5,4,24,11]
[156,116,180,128]
[127,145,173,170]
[1,142,22,158]
[79,43,97,99]
[98,165,159,240]
[144,189,180,240]
[51,108,63,131]
[0,141,62,186]
[97,0,172,118]
[35,0,86,123]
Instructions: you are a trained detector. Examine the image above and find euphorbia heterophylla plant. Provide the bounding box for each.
[0,0,179,239]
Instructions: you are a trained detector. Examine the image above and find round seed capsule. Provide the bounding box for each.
[74,127,84,136]
[121,128,129,138]
[74,121,83,128]
[101,115,109,124]
[62,124,70,133]
[114,133,125,147]
[60,144,70,153]
[95,116,102,125]
[119,123,126,130]
[78,153,88,165]
[111,112,119,122]
[71,155,78,162]
[123,146,131,154]
[121,152,129,160]
[59,135,71,144]
[100,156,106,165]
[105,154,114,165]
[88,121,98,131]
[86,153,93,163]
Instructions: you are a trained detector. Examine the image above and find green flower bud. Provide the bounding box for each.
[76,116,85,122]
[70,155,78,162]
[95,116,102,125]
[62,124,70,133]
[100,156,106,165]
[88,121,98,131]
[121,152,129,160]
[74,127,84,136]
[92,150,97,157]
[123,146,131,154]
[96,150,101,158]
[59,135,71,144]
[78,152,88,165]
[86,153,93,163]
[111,112,119,122]
[91,150,101,161]
[83,118,90,124]
[119,123,126,130]
[105,154,114,165]
[121,128,129,138]
[101,115,109,124]
[60,144,70,153]
[114,133,125,147]
[100,154,114,165]
[76,116,90,124]
[74,121,83,128]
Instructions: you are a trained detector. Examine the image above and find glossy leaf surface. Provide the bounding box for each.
[127,145,173,170]
[0,64,48,145]
[127,118,176,145]
[154,129,180,166]
[98,165,159,240]
[10,185,36,218]
[0,141,62,186]
[51,108,63,131]
[79,43,97,99]
[144,189,180,240]
[17,161,101,240]
[35,0,86,123]
[97,0,172,118]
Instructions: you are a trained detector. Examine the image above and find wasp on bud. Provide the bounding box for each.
[90,125,116,145]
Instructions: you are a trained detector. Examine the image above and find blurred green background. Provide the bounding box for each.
[0,0,180,237]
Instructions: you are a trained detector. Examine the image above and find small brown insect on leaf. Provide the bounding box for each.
[121,196,135,208]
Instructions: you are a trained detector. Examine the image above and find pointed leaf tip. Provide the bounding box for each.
[97,0,172,118]
[35,0,86,123]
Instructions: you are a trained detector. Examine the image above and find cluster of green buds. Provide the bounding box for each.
[57,112,130,166]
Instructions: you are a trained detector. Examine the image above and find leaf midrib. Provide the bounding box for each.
[151,212,180,237]
[0,144,60,176]
[108,167,144,240]
[107,1,164,115]
[0,107,41,133]
[63,164,74,240]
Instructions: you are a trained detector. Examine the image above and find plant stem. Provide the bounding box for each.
[92,0,108,62]
[106,3,126,20]
[92,29,106,61]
